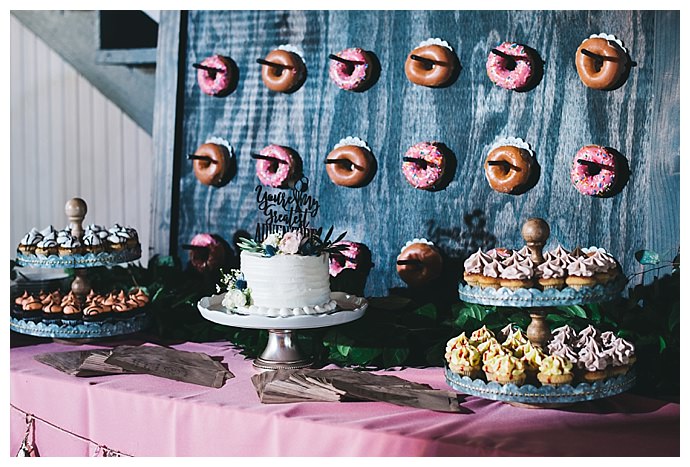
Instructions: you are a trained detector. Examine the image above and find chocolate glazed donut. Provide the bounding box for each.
[260,50,307,93]
[484,145,534,194]
[396,243,443,287]
[575,38,630,90]
[405,45,460,88]
[191,143,231,187]
[325,145,376,188]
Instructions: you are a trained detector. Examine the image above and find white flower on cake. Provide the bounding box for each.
[262,233,281,248]
[223,289,249,309]
[278,231,303,254]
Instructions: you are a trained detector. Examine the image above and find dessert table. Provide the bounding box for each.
[9,336,679,457]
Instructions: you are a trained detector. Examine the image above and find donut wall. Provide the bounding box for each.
[151,10,679,297]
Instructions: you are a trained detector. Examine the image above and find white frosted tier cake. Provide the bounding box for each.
[232,251,337,317]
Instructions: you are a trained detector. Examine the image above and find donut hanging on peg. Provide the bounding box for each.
[405,38,460,88]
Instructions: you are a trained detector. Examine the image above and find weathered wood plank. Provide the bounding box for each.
[155,10,679,297]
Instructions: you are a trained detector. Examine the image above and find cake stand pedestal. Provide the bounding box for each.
[454,218,630,407]
[198,292,368,370]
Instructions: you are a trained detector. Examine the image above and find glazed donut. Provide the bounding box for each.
[325,144,376,188]
[195,55,237,97]
[402,142,447,190]
[254,144,301,188]
[396,241,443,287]
[259,49,307,93]
[405,44,459,88]
[484,145,534,194]
[328,48,375,91]
[570,145,618,197]
[575,37,630,90]
[329,241,372,277]
[486,42,539,91]
[190,143,231,187]
[187,233,228,273]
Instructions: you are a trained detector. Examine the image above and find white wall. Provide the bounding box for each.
[10,16,152,265]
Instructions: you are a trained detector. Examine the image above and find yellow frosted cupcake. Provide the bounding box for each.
[444,332,470,362]
[469,325,495,347]
[447,343,482,378]
[502,328,529,352]
[481,340,510,364]
[483,354,526,386]
[538,355,574,386]
[517,341,546,381]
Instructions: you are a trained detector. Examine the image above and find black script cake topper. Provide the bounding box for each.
[254,176,321,240]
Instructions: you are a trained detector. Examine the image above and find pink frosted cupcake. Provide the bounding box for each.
[499,252,535,290]
[463,249,490,286]
[565,256,597,289]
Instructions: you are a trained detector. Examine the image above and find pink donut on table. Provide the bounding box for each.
[402,142,447,190]
[486,42,537,91]
[328,48,373,91]
[196,55,235,96]
[255,144,299,188]
[571,145,618,197]
[329,241,372,277]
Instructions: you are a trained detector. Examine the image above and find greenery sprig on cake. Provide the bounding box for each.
[237,226,347,257]
[217,269,252,308]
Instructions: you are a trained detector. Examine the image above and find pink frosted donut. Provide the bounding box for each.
[486,42,537,91]
[402,142,446,190]
[255,144,299,188]
[571,145,618,197]
[196,55,235,96]
[328,48,373,91]
[329,241,372,277]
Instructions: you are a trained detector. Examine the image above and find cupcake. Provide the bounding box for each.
[83,231,106,254]
[550,324,578,346]
[41,292,64,321]
[499,252,535,290]
[56,227,72,246]
[577,339,609,382]
[476,337,500,354]
[478,255,502,289]
[34,234,59,257]
[124,227,140,248]
[517,341,546,382]
[106,230,128,251]
[481,340,510,364]
[547,330,579,365]
[21,295,44,320]
[469,325,495,347]
[604,336,636,376]
[58,236,83,257]
[536,255,567,290]
[445,332,470,361]
[60,292,82,321]
[565,256,597,289]
[483,354,526,386]
[487,247,511,260]
[538,355,574,386]
[463,249,489,286]
[575,324,602,348]
[17,228,42,255]
[502,328,529,352]
[447,343,482,378]
[13,291,30,316]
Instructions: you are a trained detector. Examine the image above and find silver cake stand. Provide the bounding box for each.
[198,292,367,370]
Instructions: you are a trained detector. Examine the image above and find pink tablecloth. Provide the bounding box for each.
[9,338,679,456]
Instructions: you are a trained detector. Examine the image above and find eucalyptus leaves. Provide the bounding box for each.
[237,226,347,257]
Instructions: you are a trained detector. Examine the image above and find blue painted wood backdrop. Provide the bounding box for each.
[157,10,679,297]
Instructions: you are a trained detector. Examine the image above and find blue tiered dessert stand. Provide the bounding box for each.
[448,218,634,408]
[11,198,150,339]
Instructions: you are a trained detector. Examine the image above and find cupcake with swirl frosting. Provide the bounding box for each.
[481,340,510,364]
[577,339,609,382]
[604,336,636,376]
[463,249,489,286]
[483,354,526,385]
[499,252,535,290]
[478,255,501,289]
[565,256,597,289]
[447,343,482,378]
[517,341,545,382]
[538,355,574,386]
[34,233,59,257]
[469,325,495,347]
[502,328,529,352]
[83,231,106,254]
[18,228,43,255]
[537,255,567,290]
[445,332,470,361]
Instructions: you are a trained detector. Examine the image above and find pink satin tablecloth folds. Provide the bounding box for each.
[9,340,680,456]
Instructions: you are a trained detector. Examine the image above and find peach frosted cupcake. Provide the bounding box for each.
[483,354,526,386]
[538,355,574,386]
[447,343,482,378]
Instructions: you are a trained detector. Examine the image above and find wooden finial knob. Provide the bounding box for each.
[65,198,88,239]
[521,218,550,264]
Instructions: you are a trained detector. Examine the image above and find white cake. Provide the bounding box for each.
[233,251,337,317]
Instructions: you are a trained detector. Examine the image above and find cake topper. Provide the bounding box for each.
[253,176,320,241]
